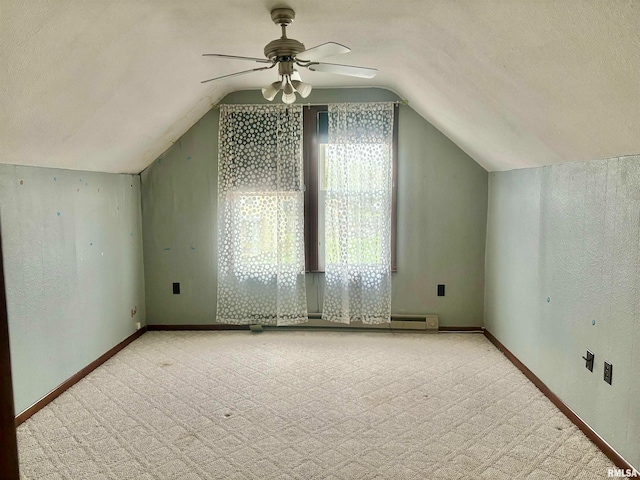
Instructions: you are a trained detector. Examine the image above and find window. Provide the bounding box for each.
[303,105,398,272]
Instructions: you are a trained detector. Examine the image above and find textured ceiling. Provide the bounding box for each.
[1,0,638,174]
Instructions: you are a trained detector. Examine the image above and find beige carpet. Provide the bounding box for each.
[17,331,612,479]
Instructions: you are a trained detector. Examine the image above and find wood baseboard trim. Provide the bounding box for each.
[15,327,148,426]
[146,324,250,331]
[147,324,485,333]
[438,326,483,332]
[483,329,634,471]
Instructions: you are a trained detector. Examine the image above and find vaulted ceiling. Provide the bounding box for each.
[1,1,638,174]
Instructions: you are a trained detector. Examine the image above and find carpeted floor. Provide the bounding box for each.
[17,331,612,479]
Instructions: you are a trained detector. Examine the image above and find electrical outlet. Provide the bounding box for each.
[604,361,613,385]
[173,282,180,294]
[135,322,141,330]
[437,284,445,297]
[582,350,594,372]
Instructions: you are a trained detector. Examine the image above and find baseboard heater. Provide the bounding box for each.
[278,313,439,331]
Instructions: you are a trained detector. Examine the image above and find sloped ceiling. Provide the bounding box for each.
[1,0,638,174]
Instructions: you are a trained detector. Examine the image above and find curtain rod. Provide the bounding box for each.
[213,100,407,109]
[301,100,406,107]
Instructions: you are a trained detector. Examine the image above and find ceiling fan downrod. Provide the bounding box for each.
[263,8,306,61]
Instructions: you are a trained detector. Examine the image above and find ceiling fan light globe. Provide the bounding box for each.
[261,80,282,101]
[291,71,302,82]
[261,87,278,101]
[282,91,297,104]
[283,81,295,95]
[291,80,312,98]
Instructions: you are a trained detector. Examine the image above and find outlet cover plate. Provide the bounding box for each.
[604,361,613,385]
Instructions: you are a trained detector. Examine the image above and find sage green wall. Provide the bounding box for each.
[484,156,640,468]
[141,88,487,327]
[0,164,145,414]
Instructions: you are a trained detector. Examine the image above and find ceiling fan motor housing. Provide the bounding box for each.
[264,38,306,60]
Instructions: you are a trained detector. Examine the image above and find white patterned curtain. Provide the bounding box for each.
[322,102,395,324]
[217,104,308,326]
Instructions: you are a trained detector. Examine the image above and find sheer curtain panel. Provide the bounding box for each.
[322,102,395,324]
[216,104,308,326]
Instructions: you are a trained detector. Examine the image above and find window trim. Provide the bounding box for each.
[303,104,398,273]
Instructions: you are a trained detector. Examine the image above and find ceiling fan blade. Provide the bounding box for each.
[202,54,272,64]
[201,65,274,84]
[307,62,378,79]
[296,42,351,62]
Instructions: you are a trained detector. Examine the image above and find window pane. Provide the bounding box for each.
[229,191,302,276]
[317,111,328,144]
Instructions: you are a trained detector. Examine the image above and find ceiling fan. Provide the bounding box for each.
[201,7,378,104]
